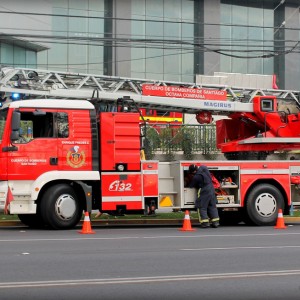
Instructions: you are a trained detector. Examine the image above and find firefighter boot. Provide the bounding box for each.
[211,221,219,228]
[200,221,210,228]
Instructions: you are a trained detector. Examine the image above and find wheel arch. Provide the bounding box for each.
[244,178,288,215]
[36,180,88,212]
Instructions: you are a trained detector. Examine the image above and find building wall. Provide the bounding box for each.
[0,0,50,67]
[0,0,299,89]
[284,3,300,90]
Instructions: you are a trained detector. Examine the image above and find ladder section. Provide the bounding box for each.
[1,67,299,115]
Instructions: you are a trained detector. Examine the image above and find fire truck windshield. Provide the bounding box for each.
[0,108,8,142]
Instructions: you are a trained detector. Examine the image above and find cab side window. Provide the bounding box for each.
[15,111,54,143]
[14,111,69,143]
[57,112,69,138]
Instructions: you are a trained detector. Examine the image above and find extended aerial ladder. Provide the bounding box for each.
[1,66,300,159]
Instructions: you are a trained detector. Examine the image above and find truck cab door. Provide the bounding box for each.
[7,109,58,181]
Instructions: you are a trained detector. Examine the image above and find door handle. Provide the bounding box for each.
[50,157,58,165]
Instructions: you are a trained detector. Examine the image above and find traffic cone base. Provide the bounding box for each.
[179,210,196,231]
[274,209,287,229]
[78,212,96,234]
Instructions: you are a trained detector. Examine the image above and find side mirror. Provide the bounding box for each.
[12,111,21,131]
[11,111,21,141]
[11,130,20,141]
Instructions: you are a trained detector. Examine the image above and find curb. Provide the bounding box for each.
[1,217,300,227]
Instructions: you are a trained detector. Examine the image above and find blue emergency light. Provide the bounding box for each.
[10,93,23,101]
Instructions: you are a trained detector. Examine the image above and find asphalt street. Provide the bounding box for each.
[1,222,300,300]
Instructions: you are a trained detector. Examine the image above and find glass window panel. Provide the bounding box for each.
[181,52,194,76]
[53,8,68,37]
[132,20,145,37]
[26,50,37,68]
[146,48,163,75]
[165,49,180,75]
[37,51,47,69]
[146,21,163,38]
[68,1,87,10]
[132,48,146,73]
[131,0,194,82]
[52,0,68,8]
[132,0,145,16]
[14,46,26,67]
[146,72,164,81]
[68,44,87,73]
[69,9,88,35]
[48,43,68,70]
[220,1,274,75]
[146,0,163,19]
[165,22,180,39]
[88,45,103,74]
[88,0,104,12]
[182,0,194,21]
[182,23,194,39]
[181,74,194,83]
[1,43,14,65]
[164,0,181,20]
[89,10,104,35]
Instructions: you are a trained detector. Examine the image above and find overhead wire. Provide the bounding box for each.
[0,7,300,66]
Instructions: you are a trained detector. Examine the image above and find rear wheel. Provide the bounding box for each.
[40,184,83,229]
[245,184,284,226]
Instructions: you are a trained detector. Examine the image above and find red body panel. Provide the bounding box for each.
[101,172,143,210]
[57,110,92,171]
[7,108,93,181]
[100,112,141,171]
[142,161,158,196]
[217,96,300,153]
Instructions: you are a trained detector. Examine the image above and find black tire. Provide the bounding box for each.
[245,184,284,226]
[218,210,243,226]
[40,184,83,230]
[18,213,45,228]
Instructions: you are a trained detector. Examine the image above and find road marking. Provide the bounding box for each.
[1,232,300,242]
[181,245,300,251]
[0,270,300,289]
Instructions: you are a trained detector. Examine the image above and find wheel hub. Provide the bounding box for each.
[55,194,76,220]
[255,193,276,217]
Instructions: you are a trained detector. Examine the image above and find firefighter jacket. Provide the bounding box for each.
[189,165,216,209]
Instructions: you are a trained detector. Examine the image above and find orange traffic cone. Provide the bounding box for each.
[179,210,196,231]
[274,209,287,229]
[78,211,95,234]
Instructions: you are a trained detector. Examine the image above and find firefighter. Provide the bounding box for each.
[188,164,220,228]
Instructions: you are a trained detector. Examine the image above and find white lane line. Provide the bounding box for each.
[1,270,300,289]
[181,245,300,251]
[1,232,300,242]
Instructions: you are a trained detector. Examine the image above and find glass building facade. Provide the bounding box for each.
[0,0,300,89]
[0,42,38,68]
[220,0,274,75]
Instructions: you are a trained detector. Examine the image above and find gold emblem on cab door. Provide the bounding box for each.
[67,146,85,168]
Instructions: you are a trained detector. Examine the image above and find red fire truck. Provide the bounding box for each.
[0,67,300,229]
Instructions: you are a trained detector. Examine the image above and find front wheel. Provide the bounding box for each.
[18,213,45,228]
[245,184,284,226]
[40,184,83,229]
